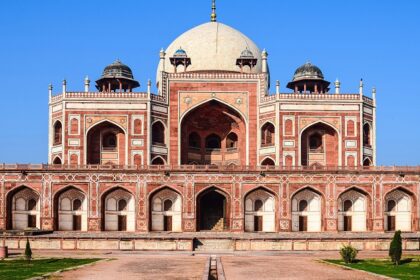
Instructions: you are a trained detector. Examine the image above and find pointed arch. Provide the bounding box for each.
[151,156,166,165]
[299,120,341,167]
[85,119,127,165]
[261,157,275,166]
[53,120,63,145]
[52,156,62,165]
[244,186,277,232]
[152,120,166,146]
[53,186,87,231]
[100,187,135,232]
[291,186,324,232]
[149,186,183,232]
[337,187,372,232]
[196,186,231,231]
[6,186,41,230]
[180,99,247,165]
[261,121,275,147]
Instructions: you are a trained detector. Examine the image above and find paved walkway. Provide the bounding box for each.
[13,250,400,279]
[222,253,379,280]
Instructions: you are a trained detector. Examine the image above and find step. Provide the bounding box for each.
[194,239,234,251]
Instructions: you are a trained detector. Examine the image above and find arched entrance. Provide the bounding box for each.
[338,189,368,232]
[180,100,246,165]
[86,121,126,165]
[301,122,339,166]
[150,188,182,232]
[244,188,275,232]
[101,188,135,232]
[54,187,87,231]
[291,188,322,232]
[6,186,40,230]
[385,189,413,232]
[197,188,229,231]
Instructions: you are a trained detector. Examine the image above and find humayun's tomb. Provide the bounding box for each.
[1,1,419,251]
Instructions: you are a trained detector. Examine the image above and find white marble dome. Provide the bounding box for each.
[157,22,263,83]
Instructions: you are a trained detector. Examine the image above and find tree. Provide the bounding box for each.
[25,238,32,262]
[389,230,402,265]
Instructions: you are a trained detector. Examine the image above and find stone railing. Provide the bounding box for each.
[167,72,264,80]
[51,92,149,102]
[0,164,418,173]
[260,93,374,104]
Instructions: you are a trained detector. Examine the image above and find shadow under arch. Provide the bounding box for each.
[243,186,278,232]
[337,186,373,231]
[100,186,134,231]
[299,120,341,167]
[148,186,183,232]
[52,185,87,231]
[180,99,247,165]
[6,185,40,230]
[196,186,231,231]
[290,186,325,231]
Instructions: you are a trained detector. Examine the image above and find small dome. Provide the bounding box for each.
[96,59,139,92]
[240,48,254,59]
[101,59,135,80]
[292,62,324,82]
[174,48,188,57]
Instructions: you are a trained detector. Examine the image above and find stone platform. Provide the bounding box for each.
[2,231,419,252]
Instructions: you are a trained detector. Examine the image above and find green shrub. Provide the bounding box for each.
[389,230,402,265]
[340,244,358,264]
[24,238,32,262]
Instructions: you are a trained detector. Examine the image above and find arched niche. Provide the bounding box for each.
[301,122,339,167]
[338,189,368,232]
[101,188,135,232]
[180,100,246,165]
[86,121,126,165]
[54,187,87,231]
[150,188,182,232]
[291,188,322,232]
[6,186,40,230]
[244,188,275,232]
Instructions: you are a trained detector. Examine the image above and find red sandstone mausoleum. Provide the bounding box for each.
[1,2,419,244]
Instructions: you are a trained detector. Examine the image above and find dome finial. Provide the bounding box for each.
[211,0,217,22]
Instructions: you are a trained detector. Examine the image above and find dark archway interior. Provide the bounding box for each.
[198,190,226,231]
[87,121,125,165]
[181,100,245,165]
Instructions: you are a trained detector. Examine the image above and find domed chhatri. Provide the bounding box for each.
[96,60,140,92]
[293,62,324,81]
[174,48,188,57]
[169,47,192,73]
[287,62,331,94]
[236,47,258,73]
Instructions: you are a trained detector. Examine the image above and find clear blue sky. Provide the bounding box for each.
[0,0,418,165]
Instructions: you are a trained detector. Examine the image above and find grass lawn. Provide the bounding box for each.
[0,258,101,280]
[327,256,420,280]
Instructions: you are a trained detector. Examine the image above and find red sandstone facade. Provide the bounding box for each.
[1,14,418,235]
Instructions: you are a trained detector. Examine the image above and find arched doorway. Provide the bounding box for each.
[6,186,40,230]
[197,188,229,231]
[338,189,368,232]
[86,121,126,165]
[244,188,275,232]
[101,188,135,231]
[301,122,338,166]
[54,187,87,231]
[385,189,413,231]
[180,100,246,165]
[291,188,322,232]
[150,188,182,232]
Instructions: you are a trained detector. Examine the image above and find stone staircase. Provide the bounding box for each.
[194,238,234,252]
[211,218,224,231]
